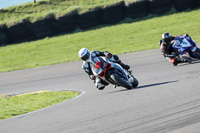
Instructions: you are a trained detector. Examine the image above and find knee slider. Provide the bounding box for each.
[95,78,105,90]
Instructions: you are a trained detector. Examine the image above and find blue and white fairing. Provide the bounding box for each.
[172,36,200,59]
[172,36,193,54]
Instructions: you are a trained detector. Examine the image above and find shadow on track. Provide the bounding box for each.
[109,80,179,93]
[177,61,200,67]
[136,80,178,89]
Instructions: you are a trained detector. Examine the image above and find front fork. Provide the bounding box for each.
[123,69,134,83]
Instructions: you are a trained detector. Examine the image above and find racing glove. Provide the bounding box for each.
[106,53,112,58]
[104,51,112,58]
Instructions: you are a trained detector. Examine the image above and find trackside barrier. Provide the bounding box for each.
[55,11,78,34]
[125,0,149,19]
[100,1,125,24]
[172,0,195,11]
[31,17,56,40]
[0,25,8,46]
[78,8,102,29]
[195,0,200,8]
[7,21,33,44]
[0,0,200,46]
[148,0,172,14]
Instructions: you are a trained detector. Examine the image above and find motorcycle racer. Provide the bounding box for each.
[78,48,130,90]
[159,32,196,66]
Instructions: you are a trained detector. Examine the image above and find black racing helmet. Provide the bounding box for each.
[162,32,172,45]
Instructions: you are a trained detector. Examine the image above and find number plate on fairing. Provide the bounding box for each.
[181,39,192,47]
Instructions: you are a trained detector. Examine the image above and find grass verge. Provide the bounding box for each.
[0,8,200,72]
[0,91,79,120]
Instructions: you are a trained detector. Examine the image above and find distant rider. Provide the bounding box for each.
[159,32,196,66]
[78,48,130,90]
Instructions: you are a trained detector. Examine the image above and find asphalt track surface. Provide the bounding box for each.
[0,49,200,133]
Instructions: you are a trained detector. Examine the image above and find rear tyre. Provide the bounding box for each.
[110,73,132,89]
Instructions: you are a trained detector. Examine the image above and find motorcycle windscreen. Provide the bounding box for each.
[89,56,106,76]
[172,37,183,48]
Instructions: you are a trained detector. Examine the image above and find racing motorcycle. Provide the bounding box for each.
[89,55,138,90]
[170,36,200,63]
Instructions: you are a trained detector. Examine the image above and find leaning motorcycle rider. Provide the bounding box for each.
[78,48,130,90]
[159,32,196,66]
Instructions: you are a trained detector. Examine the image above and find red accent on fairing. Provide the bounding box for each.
[95,62,101,69]
[98,63,111,78]
[105,62,111,70]
[99,71,105,78]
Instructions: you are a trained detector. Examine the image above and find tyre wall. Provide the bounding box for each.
[54,12,78,34]
[7,21,33,44]
[31,18,55,39]
[0,25,7,46]
[2,0,200,45]
[193,0,200,8]
[172,0,195,11]
[100,1,125,24]
[78,8,102,29]
[125,0,149,19]
[148,0,172,14]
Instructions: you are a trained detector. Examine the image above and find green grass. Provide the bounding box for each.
[0,0,137,26]
[0,91,79,120]
[0,8,200,72]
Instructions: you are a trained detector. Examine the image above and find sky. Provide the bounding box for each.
[0,0,33,8]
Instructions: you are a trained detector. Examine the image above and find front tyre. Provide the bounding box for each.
[132,78,139,88]
[110,73,132,89]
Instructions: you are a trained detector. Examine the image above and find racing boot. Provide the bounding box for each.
[171,58,178,66]
[112,56,130,70]
[120,62,130,70]
[95,78,105,90]
[171,58,182,66]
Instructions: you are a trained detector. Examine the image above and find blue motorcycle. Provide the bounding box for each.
[172,35,200,63]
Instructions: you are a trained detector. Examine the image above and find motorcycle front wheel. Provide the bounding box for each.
[110,73,132,90]
[132,78,139,88]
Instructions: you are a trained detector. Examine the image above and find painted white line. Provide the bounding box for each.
[0,89,86,122]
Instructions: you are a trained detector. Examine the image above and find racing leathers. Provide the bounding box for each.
[160,36,178,65]
[160,34,196,66]
[81,50,130,90]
